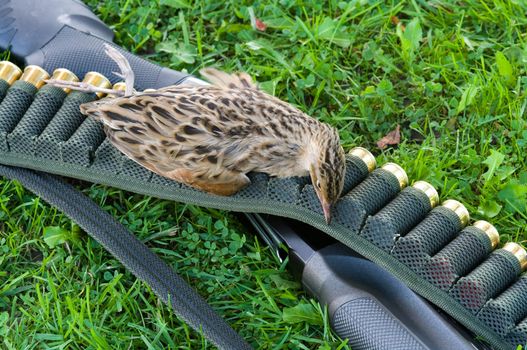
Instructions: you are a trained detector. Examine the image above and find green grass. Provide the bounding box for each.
[2,0,527,348]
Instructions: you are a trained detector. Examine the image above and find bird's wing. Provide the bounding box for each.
[81,91,269,182]
[79,76,313,185]
[82,92,218,169]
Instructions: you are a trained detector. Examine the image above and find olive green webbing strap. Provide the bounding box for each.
[0,164,253,350]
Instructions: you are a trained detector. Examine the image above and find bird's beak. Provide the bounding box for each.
[322,200,332,224]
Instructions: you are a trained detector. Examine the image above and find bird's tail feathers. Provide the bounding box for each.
[200,68,257,90]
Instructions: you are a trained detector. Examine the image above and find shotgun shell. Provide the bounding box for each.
[0,61,22,85]
[51,68,79,93]
[381,163,408,189]
[108,82,127,98]
[503,242,527,271]
[441,199,470,227]
[412,181,439,208]
[82,72,111,98]
[20,65,50,88]
[473,220,499,249]
[349,147,376,172]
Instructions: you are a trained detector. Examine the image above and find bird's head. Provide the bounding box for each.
[307,125,346,224]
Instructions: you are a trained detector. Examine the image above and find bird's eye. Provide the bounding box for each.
[316,180,322,189]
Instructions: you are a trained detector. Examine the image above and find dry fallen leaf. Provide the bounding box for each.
[377,124,401,149]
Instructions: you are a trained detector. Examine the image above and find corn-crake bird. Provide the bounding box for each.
[47,45,346,223]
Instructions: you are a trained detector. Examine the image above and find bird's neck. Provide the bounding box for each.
[301,137,321,173]
[299,124,339,173]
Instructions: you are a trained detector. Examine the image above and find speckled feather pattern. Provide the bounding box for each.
[80,69,345,199]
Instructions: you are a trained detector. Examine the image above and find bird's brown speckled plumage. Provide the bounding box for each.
[80,68,346,220]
